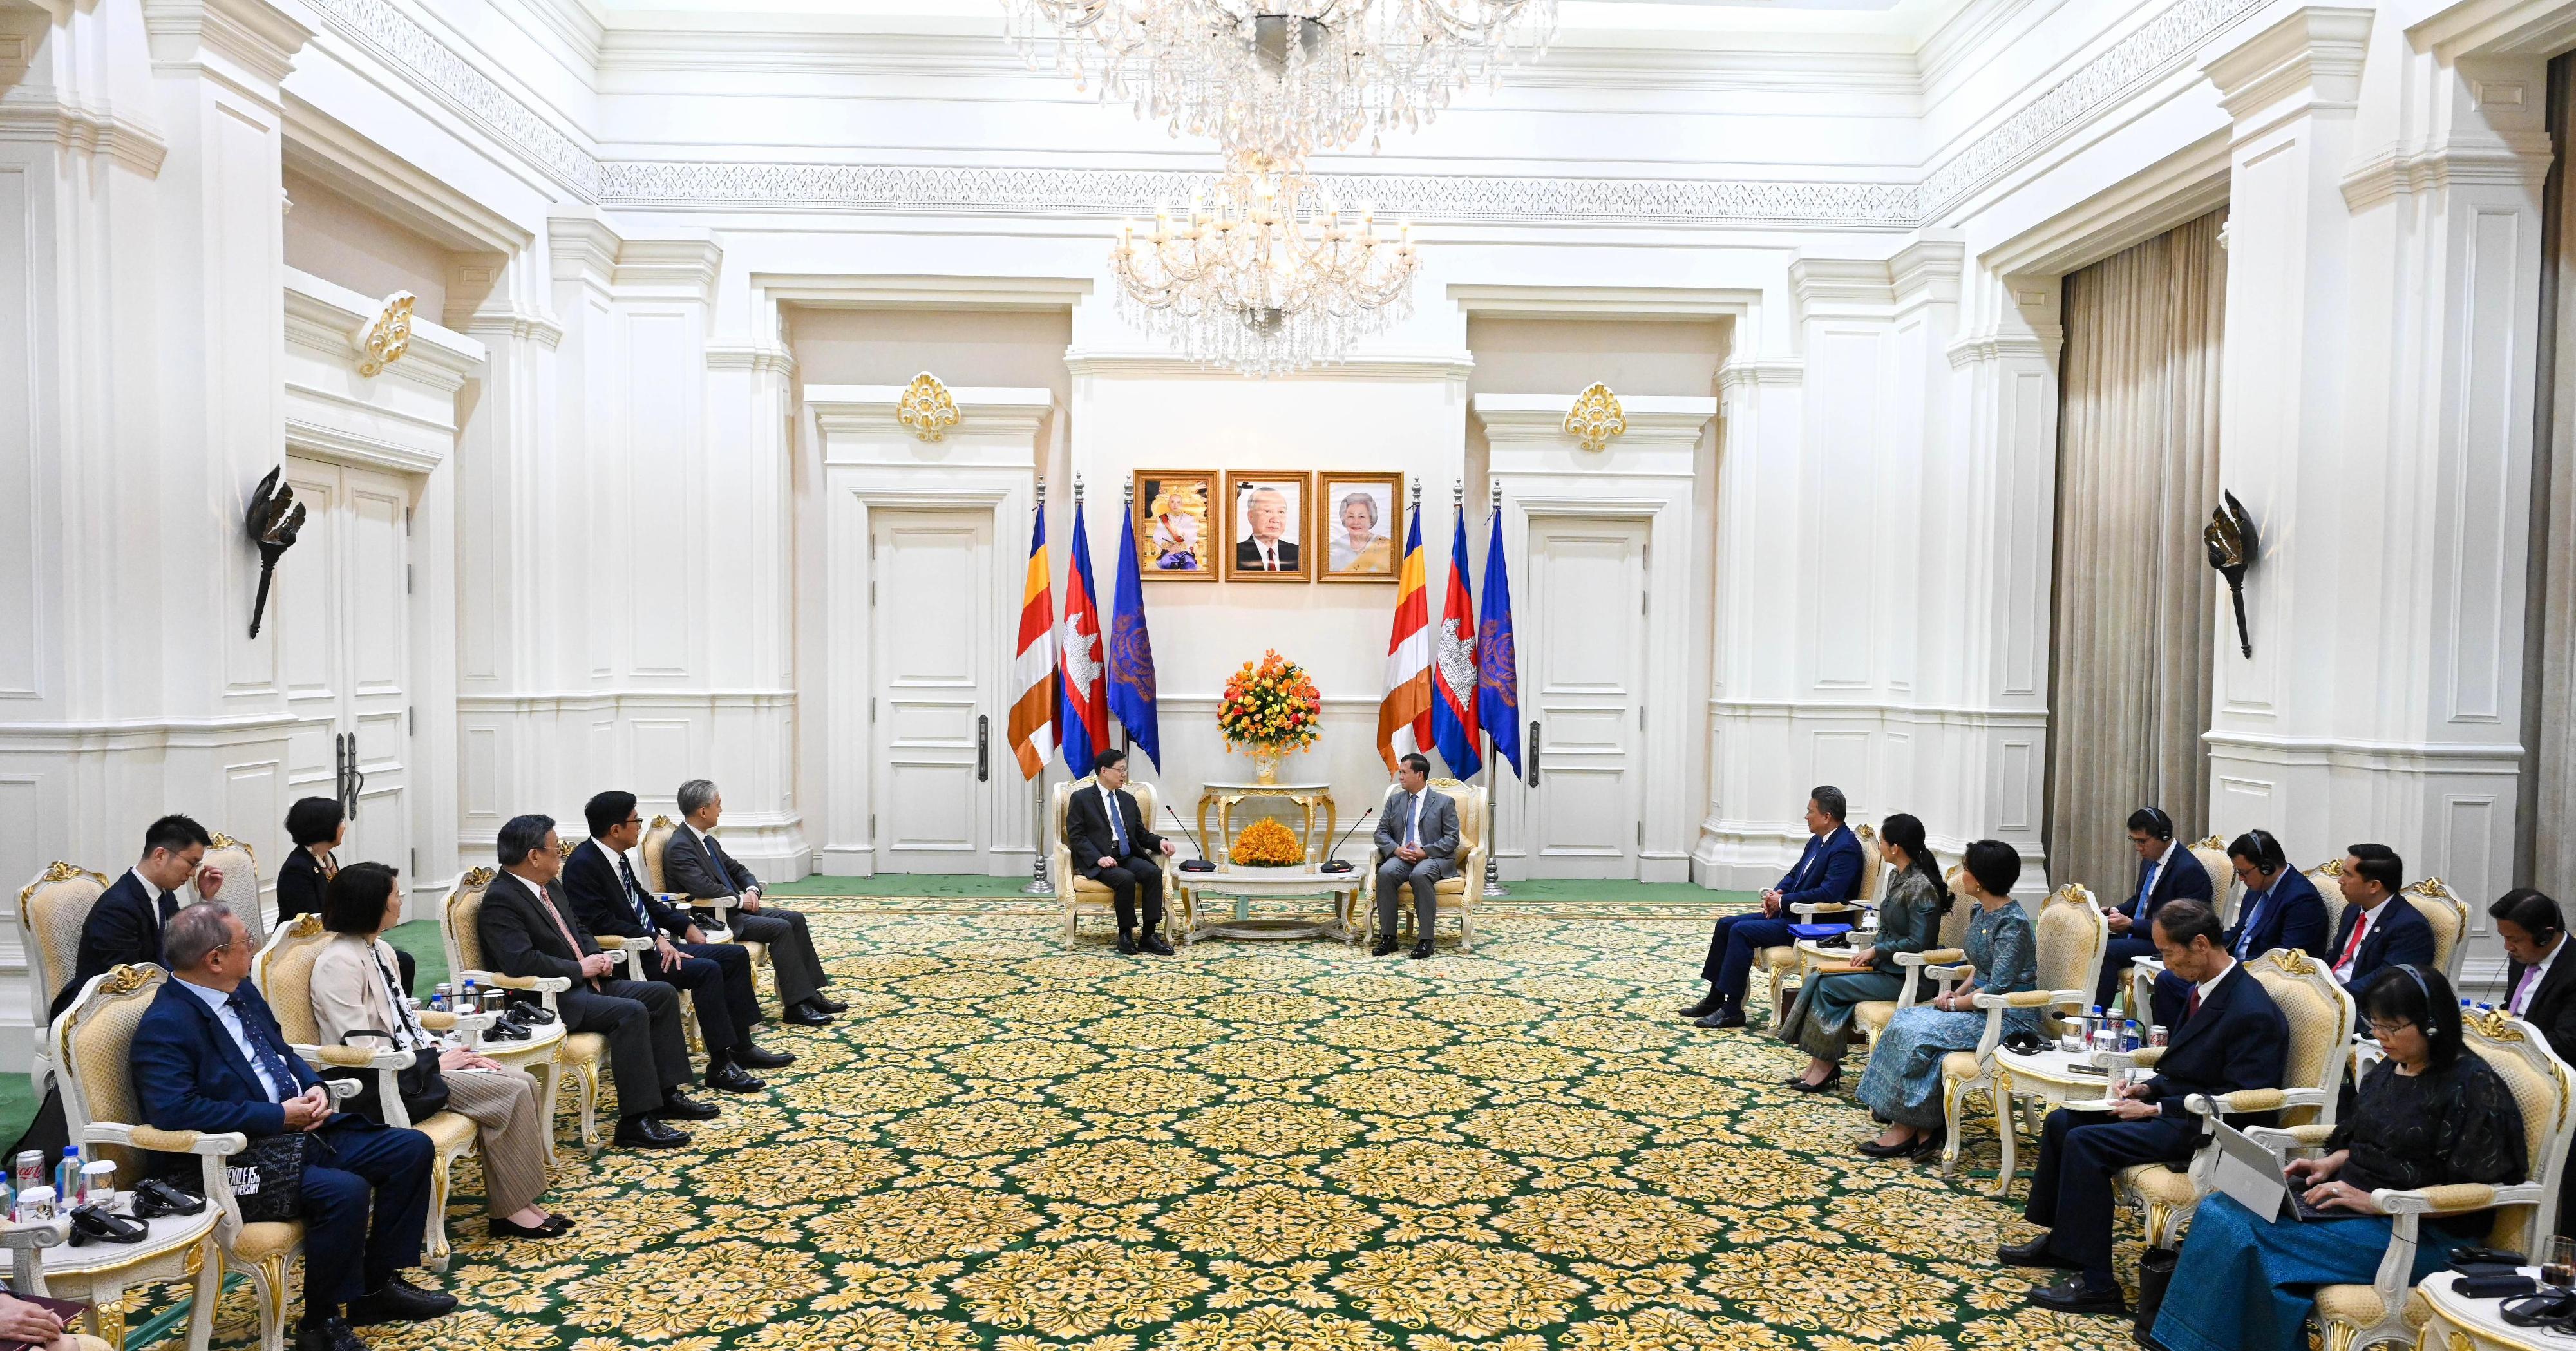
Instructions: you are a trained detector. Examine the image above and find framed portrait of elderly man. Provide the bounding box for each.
[1313,472,1403,582]
[1222,471,1312,581]
[1132,469,1217,581]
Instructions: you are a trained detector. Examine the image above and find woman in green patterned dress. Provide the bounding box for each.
[1776,813,1947,1091]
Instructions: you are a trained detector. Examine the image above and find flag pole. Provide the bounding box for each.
[1024,476,1056,898]
[1120,474,1134,759]
[1481,477,1509,898]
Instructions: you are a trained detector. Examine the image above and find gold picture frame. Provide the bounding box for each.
[1132,469,1218,581]
[1312,472,1404,583]
[1221,471,1314,582]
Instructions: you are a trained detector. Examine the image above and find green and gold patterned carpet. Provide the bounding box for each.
[178,897,2150,1350]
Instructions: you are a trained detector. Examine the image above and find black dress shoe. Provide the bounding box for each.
[1856,1134,1918,1158]
[1693,1006,1748,1030]
[488,1214,557,1241]
[540,1214,575,1234]
[1371,938,1399,957]
[1408,941,1434,960]
[292,1316,367,1351]
[614,1116,690,1149]
[1905,1131,1949,1161]
[1116,932,1141,955]
[1678,992,1723,1018]
[346,1275,458,1325]
[706,1062,766,1094]
[1997,1234,2081,1269]
[2027,1274,2126,1315]
[659,1091,720,1121]
[733,1044,794,1070]
[1787,1068,1842,1093]
[809,996,849,1014]
[1141,934,1175,956]
[784,1003,833,1026]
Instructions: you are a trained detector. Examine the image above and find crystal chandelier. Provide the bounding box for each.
[1005,0,1558,161]
[1110,154,1420,376]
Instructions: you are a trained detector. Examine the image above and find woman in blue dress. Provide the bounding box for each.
[1776,813,1947,1091]
[1852,838,2038,1160]
[2147,963,2525,1351]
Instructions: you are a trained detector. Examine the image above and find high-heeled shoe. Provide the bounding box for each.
[1856,1133,1919,1158]
[1787,1068,1842,1093]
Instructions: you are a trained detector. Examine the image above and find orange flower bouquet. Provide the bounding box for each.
[1217,650,1321,784]
[1228,818,1304,867]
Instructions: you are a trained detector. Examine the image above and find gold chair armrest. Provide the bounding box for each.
[2126,1046,2165,1068]
[2378,1183,2527,1214]
[301,1044,397,1069]
[1897,948,1966,967]
[416,1010,457,1030]
[112,1125,249,1156]
[2183,1088,2291,1116]
[1974,989,2061,1009]
[601,935,656,951]
[2244,1123,2338,1149]
[1924,964,1975,981]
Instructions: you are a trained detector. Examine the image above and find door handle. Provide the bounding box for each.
[976,714,991,783]
[339,732,363,821]
[1528,721,1541,786]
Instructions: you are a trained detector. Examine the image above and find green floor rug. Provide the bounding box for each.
[163,899,2143,1350]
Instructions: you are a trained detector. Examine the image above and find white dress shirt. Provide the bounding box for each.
[124,867,179,917]
[2335,899,2389,981]
[2514,937,2564,1017]
[2192,958,2237,1010]
[176,976,291,1102]
[1099,782,1127,855]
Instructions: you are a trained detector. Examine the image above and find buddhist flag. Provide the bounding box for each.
[1479,503,1521,778]
[1007,507,1057,779]
[1376,504,1434,774]
[1431,502,1482,780]
[1107,504,1161,770]
[1057,500,1111,778]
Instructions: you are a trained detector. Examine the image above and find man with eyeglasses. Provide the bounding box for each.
[2145,829,2330,1026]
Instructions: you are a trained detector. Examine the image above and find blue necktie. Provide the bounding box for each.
[1105,789,1126,855]
[2236,889,2269,958]
[620,856,656,932]
[226,990,302,1102]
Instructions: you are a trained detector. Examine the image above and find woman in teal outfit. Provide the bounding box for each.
[1852,839,2038,1160]
[1776,813,1947,1091]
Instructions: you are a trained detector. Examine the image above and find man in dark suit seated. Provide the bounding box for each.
[2326,842,2435,997]
[52,813,227,1023]
[564,791,791,1095]
[133,902,454,1351]
[2004,900,2288,1314]
[663,779,842,1025]
[1068,748,1180,955]
[477,814,713,1149]
[2092,807,2213,1006]
[2147,828,2330,1025]
[1680,785,1862,1030]
[2492,889,2576,1236]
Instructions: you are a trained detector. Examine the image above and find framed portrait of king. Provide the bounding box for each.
[1132,469,1217,581]
[1222,471,1313,582]
[1314,472,1403,582]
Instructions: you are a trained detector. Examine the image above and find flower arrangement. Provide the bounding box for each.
[1218,650,1322,753]
[1229,818,1304,867]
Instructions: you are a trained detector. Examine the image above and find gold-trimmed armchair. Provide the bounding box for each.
[252,914,486,1270]
[1940,884,2108,1187]
[2401,878,2469,985]
[200,833,263,945]
[2309,858,2349,950]
[2263,1008,2576,1351]
[439,869,597,1156]
[1757,824,1884,1022]
[18,862,113,1117]
[1364,777,1488,952]
[2110,947,2354,1250]
[1850,869,1976,1054]
[1050,777,1171,949]
[2188,835,2236,929]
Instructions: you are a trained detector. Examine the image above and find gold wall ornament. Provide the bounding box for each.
[2205,489,2259,658]
[897,372,961,442]
[354,291,417,378]
[1563,382,1626,452]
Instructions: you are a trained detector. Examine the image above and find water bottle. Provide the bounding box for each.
[52,1147,78,1207]
[2123,1020,2143,1052]
[460,977,478,1014]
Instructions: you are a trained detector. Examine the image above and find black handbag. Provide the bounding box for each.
[325,1032,450,1124]
[223,1131,308,1223]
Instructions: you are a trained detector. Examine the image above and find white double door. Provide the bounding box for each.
[869,509,1001,872]
[1522,515,1650,879]
[278,457,415,887]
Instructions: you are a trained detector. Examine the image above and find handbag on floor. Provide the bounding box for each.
[2132,1245,2177,1333]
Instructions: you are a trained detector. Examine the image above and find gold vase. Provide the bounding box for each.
[1253,748,1282,785]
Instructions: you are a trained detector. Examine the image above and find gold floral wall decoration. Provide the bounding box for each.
[898,371,962,442]
[355,291,417,378]
[1563,382,1626,452]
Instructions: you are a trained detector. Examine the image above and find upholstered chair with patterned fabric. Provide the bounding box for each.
[253,914,482,1269]
[441,869,594,1155]
[2309,858,2349,950]
[201,833,263,944]
[1939,885,2108,1186]
[1050,777,1167,949]
[641,814,764,972]
[52,964,243,1351]
[19,862,111,1031]
[2400,878,2470,983]
[1845,869,1977,1055]
[1758,824,1884,1022]
[2188,836,2237,929]
[2269,1010,2576,1351]
[2110,948,2354,1251]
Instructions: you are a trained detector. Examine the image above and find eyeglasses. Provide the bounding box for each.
[2365,1019,2416,1040]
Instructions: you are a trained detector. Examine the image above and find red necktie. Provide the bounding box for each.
[2184,987,2201,1021]
[2336,912,2371,971]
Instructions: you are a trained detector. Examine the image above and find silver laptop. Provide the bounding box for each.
[2210,1121,2351,1222]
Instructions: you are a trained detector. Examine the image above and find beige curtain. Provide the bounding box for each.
[2046,210,2228,902]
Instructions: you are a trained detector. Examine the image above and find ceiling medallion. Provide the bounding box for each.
[1563,382,1625,451]
[898,372,963,441]
[1112,153,1419,378]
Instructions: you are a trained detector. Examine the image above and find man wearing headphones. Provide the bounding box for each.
[2094,808,2212,1006]
[2146,829,2330,1026]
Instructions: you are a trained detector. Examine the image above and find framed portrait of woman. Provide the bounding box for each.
[1131,469,1217,581]
[1222,471,1313,582]
[1313,472,1403,582]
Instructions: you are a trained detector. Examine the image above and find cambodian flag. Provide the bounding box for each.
[1479,503,1520,778]
[1057,500,1110,778]
[1431,503,1482,780]
[1106,504,1161,770]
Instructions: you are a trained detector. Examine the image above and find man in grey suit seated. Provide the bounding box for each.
[1372,753,1459,961]
[661,779,844,1026]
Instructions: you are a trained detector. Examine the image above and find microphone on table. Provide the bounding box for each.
[1317,809,1375,874]
[1164,807,1219,873]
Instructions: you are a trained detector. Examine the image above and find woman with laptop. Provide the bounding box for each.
[2144,964,2524,1351]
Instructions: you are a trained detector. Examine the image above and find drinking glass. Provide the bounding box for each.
[2543,1236,2574,1287]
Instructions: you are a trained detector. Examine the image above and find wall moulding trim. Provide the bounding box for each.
[1710,696,2050,725]
[1063,349,1473,381]
[0,101,169,178]
[2204,729,2526,770]
[453,690,798,712]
